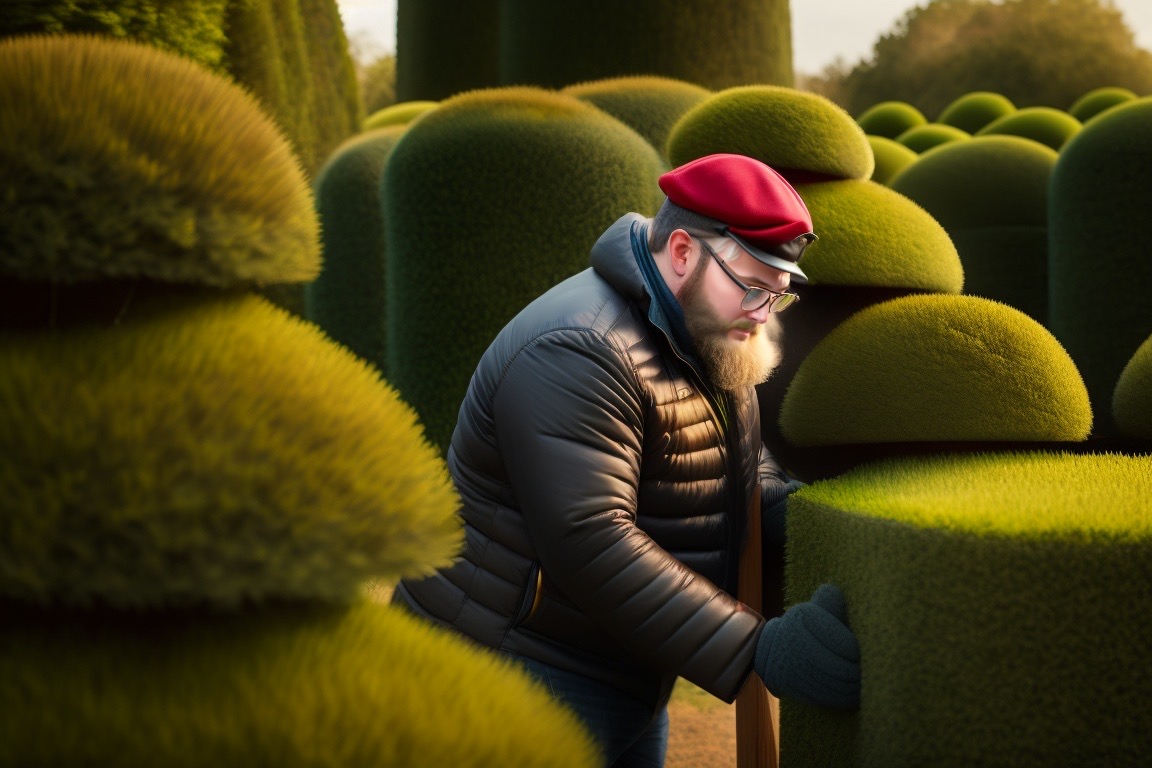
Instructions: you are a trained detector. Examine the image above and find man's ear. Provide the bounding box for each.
[667,229,695,278]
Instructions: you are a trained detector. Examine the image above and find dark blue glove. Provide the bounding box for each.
[753,583,861,710]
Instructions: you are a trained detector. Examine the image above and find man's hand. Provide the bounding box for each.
[753,583,861,710]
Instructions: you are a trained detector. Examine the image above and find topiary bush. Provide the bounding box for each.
[896,123,971,153]
[383,86,666,451]
[855,100,927,139]
[1068,85,1138,123]
[781,451,1152,767]
[363,100,438,131]
[866,135,919,186]
[890,135,1058,323]
[1113,333,1152,441]
[975,106,1082,151]
[935,90,1016,134]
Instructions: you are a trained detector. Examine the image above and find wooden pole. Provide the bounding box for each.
[735,492,779,768]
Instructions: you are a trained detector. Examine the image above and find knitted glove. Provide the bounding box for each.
[753,583,861,710]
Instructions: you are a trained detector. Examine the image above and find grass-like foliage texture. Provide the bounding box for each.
[0,601,599,767]
[1114,333,1152,439]
[866,135,918,186]
[781,452,1152,767]
[1068,85,1138,123]
[1050,96,1152,437]
[855,100,927,139]
[890,136,1058,321]
[563,75,711,163]
[896,123,971,153]
[306,125,408,374]
[976,106,1082,151]
[0,35,319,286]
[935,91,1016,134]
[383,86,666,451]
[363,100,439,131]
[0,292,461,608]
[780,294,1092,445]
[667,85,874,181]
[788,180,963,291]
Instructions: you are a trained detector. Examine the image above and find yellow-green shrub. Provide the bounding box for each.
[1068,85,1138,123]
[363,100,438,131]
[855,100,927,139]
[935,91,1015,134]
[896,123,971,153]
[866,135,918,186]
[1113,333,1152,439]
[976,106,1082,151]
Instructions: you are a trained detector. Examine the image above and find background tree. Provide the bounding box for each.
[815,0,1152,118]
[360,54,397,114]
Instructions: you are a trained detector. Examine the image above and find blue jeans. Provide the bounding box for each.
[514,656,670,768]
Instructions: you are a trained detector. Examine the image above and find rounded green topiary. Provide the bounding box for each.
[562,75,711,163]
[0,601,599,767]
[867,135,919,186]
[1068,86,1138,123]
[935,91,1016,134]
[666,85,874,181]
[855,100,928,139]
[363,100,439,131]
[779,294,1092,446]
[976,106,1082,151]
[0,34,319,287]
[306,125,408,373]
[1113,333,1152,440]
[890,136,1058,322]
[896,123,971,153]
[0,292,461,609]
[782,451,1152,767]
[383,86,666,450]
[1050,96,1152,437]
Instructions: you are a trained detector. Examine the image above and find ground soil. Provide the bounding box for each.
[666,680,780,768]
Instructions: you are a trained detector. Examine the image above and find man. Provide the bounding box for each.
[394,153,861,765]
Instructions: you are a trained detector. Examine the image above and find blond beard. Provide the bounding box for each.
[678,263,783,391]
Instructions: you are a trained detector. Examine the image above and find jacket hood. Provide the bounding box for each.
[589,212,650,304]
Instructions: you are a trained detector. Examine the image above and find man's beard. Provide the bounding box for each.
[678,261,783,391]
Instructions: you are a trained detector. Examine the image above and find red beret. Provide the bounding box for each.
[658,153,816,281]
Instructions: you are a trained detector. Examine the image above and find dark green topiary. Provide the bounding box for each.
[1068,85,1138,123]
[866,135,919,186]
[0,0,230,70]
[890,136,1058,323]
[562,75,711,164]
[896,123,971,153]
[779,294,1092,446]
[855,100,927,139]
[306,126,408,373]
[395,0,500,101]
[500,0,793,91]
[1113,333,1152,440]
[976,106,1082,151]
[1050,96,1152,437]
[782,452,1152,767]
[383,87,666,450]
[363,100,438,131]
[935,91,1016,134]
[667,85,874,181]
[0,35,319,288]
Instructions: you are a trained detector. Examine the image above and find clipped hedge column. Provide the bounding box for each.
[395,0,499,101]
[891,135,1059,324]
[1050,96,1152,437]
[782,452,1152,767]
[383,86,666,451]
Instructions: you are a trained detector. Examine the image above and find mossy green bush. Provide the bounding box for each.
[0,292,461,608]
[0,601,600,767]
[855,100,927,139]
[363,100,439,131]
[500,0,792,91]
[395,0,500,101]
[1050,96,1152,437]
[866,135,919,186]
[1068,85,1138,123]
[0,0,230,70]
[0,34,318,287]
[890,136,1058,323]
[782,451,1152,767]
[780,294,1092,446]
[976,106,1082,151]
[935,91,1016,134]
[896,123,971,153]
[383,87,666,450]
[1113,333,1152,440]
[667,85,874,181]
[562,75,711,163]
[306,126,407,373]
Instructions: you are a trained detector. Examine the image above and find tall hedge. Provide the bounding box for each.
[395,0,500,101]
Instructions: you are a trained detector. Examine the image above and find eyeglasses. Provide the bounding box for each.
[697,238,800,313]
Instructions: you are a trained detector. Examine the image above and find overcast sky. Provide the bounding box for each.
[336,0,1152,75]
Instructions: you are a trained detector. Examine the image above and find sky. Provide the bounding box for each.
[335,0,1152,75]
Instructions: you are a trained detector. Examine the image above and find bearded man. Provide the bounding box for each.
[394,154,861,766]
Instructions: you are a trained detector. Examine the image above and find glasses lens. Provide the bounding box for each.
[741,289,798,313]
[770,292,798,313]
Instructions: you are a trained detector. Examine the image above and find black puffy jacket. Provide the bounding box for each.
[394,213,791,709]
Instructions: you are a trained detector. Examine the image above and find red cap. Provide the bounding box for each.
[658,154,815,282]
